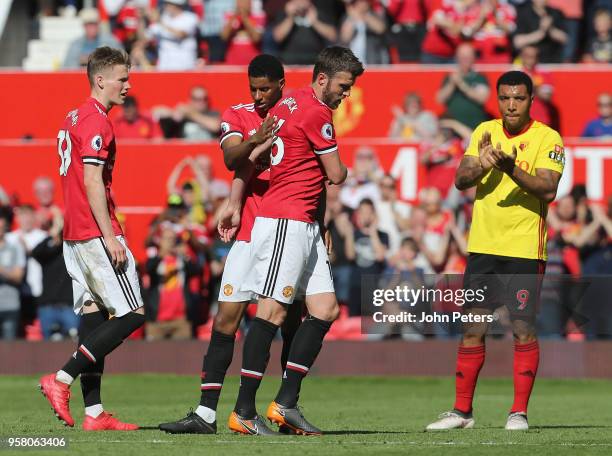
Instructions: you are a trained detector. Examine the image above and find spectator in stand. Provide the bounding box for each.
[114,96,163,140]
[146,0,199,70]
[221,0,266,65]
[145,225,201,340]
[339,146,384,210]
[377,237,426,339]
[62,8,123,68]
[325,184,356,309]
[101,0,149,53]
[388,92,438,141]
[339,0,388,64]
[546,0,583,61]
[386,0,426,62]
[512,0,568,63]
[32,176,60,231]
[0,209,25,341]
[349,198,389,316]
[470,0,517,63]
[436,43,490,130]
[518,45,560,131]
[420,0,481,64]
[582,93,612,139]
[412,187,454,272]
[376,175,412,255]
[31,208,77,341]
[7,205,47,329]
[154,86,221,140]
[272,0,338,65]
[199,0,236,62]
[419,118,472,199]
[583,9,612,63]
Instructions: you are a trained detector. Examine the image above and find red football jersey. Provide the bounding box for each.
[258,87,337,223]
[219,102,270,242]
[58,97,123,241]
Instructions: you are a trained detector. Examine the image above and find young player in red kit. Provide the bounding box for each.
[159,55,301,435]
[38,47,145,431]
[227,47,364,436]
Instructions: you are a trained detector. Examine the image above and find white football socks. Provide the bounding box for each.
[85,404,104,418]
[55,370,74,385]
[195,406,216,423]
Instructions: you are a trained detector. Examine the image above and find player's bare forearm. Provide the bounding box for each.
[503,166,560,203]
[223,137,257,170]
[228,164,254,209]
[84,166,116,241]
[455,156,485,190]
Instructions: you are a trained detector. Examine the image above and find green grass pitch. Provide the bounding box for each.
[1,375,611,455]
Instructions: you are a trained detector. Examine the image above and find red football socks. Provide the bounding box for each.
[454,344,486,414]
[511,340,539,413]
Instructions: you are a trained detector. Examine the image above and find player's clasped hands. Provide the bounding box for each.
[478,131,517,174]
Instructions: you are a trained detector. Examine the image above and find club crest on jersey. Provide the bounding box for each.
[282,286,294,299]
[91,135,103,152]
[321,123,334,140]
[223,284,233,296]
[248,129,256,137]
[221,122,230,134]
[519,142,528,151]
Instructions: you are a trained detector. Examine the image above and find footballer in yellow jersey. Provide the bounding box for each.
[427,71,563,433]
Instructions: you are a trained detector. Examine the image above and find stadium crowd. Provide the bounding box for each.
[35,0,612,69]
[3,0,609,343]
[1,157,611,342]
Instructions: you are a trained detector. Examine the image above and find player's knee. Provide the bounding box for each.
[213,312,241,335]
[312,302,340,322]
[462,333,485,346]
[122,311,145,332]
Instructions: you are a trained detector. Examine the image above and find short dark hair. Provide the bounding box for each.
[359,198,375,209]
[496,71,533,96]
[248,54,284,81]
[401,237,419,252]
[87,46,130,87]
[312,46,364,82]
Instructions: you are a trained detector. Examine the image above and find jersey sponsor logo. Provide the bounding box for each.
[282,286,294,299]
[516,160,530,171]
[221,122,231,134]
[321,123,334,140]
[223,284,233,296]
[516,289,530,310]
[279,97,298,113]
[548,145,565,165]
[519,141,528,151]
[91,135,103,152]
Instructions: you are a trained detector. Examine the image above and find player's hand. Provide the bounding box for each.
[217,202,241,243]
[478,131,495,172]
[324,228,333,255]
[305,4,318,23]
[105,236,127,271]
[252,115,277,146]
[491,142,517,174]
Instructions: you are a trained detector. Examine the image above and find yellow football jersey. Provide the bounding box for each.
[465,119,565,260]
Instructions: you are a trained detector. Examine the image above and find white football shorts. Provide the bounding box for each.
[241,217,335,304]
[63,235,143,317]
[218,240,258,302]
